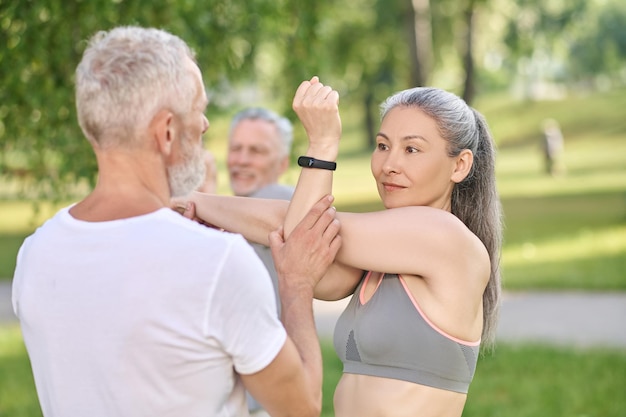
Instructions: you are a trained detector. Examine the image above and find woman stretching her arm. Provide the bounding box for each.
[186,77,502,417]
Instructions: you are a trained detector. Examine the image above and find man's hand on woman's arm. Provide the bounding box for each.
[242,195,340,417]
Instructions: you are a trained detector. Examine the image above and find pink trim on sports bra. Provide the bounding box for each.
[397,274,481,347]
[357,271,479,345]
[358,271,383,305]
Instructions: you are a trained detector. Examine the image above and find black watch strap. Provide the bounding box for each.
[297,156,337,171]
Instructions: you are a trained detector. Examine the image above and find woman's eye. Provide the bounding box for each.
[377,143,388,151]
[407,146,419,153]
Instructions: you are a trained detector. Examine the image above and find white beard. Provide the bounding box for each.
[167,136,206,198]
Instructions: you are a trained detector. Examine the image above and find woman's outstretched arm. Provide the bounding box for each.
[180,194,487,301]
[185,192,289,246]
[180,192,361,301]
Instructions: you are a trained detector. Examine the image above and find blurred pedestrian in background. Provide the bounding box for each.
[541,118,565,176]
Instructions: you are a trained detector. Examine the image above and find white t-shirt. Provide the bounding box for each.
[12,207,286,417]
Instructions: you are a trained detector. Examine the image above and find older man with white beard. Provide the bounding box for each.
[11,26,339,417]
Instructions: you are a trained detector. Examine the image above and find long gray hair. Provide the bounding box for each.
[380,87,503,349]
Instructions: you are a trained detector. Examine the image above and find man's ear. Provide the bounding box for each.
[451,149,474,183]
[150,109,175,156]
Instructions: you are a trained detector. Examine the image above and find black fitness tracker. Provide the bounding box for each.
[297,156,337,171]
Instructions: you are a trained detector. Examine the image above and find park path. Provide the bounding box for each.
[2,280,625,348]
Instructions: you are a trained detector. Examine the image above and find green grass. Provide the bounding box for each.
[474,88,626,149]
[3,327,624,417]
[463,343,626,417]
[320,342,343,417]
[0,233,29,280]
[501,191,626,289]
[0,325,42,417]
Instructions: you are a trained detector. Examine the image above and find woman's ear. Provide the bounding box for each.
[451,149,474,183]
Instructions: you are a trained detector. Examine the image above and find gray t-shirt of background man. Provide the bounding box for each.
[250,183,294,316]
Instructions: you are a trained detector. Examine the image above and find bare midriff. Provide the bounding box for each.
[333,373,467,417]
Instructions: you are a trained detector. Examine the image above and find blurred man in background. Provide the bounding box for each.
[226,107,296,417]
[228,108,295,304]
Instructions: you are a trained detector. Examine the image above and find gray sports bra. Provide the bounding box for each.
[333,272,480,394]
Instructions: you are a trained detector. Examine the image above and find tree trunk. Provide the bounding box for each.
[363,90,376,149]
[407,0,433,87]
[461,0,477,105]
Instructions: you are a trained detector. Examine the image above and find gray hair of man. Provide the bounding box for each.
[380,87,503,350]
[75,26,197,148]
[229,107,294,157]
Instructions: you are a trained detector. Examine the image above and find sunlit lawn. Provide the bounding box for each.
[496,132,626,289]
[463,343,626,417]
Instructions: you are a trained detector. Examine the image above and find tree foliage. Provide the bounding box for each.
[567,0,626,83]
[0,0,283,198]
[1,0,624,198]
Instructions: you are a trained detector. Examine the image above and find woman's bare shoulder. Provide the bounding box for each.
[334,206,485,278]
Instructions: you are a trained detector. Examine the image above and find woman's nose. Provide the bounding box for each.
[382,152,401,175]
